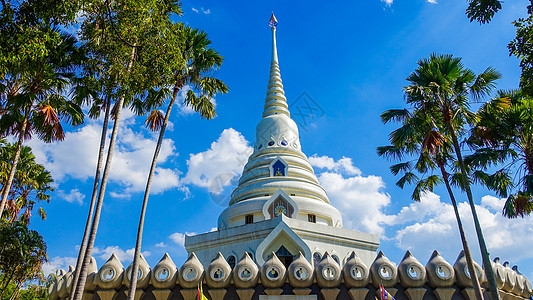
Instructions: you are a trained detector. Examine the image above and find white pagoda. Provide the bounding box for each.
[184,13,379,268]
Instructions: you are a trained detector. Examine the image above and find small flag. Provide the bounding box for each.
[269,13,278,28]
[198,283,208,300]
[380,286,396,300]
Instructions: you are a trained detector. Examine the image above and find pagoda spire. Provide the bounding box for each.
[263,12,290,118]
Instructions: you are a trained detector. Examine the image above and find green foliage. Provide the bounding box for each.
[466,0,532,24]
[466,0,502,24]
[468,90,533,218]
[509,16,533,98]
[379,53,501,201]
[0,140,53,224]
[0,221,47,299]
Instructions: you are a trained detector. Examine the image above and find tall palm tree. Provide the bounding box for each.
[378,108,484,300]
[67,77,112,300]
[126,24,228,299]
[71,1,184,298]
[467,90,533,218]
[402,53,501,300]
[0,28,85,218]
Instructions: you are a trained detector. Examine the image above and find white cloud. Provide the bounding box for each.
[58,189,85,205]
[481,195,505,212]
[183,128,253,191]
[381,0,393,6]
[191,7,211,14]
[27,111,182,196]
[155,242,167,248]
[427,0,438,3]
[390,192,533,265]
[93,246,151,264]
[315,156,391,235]
[169,232,186,246]
[169,232,196,248]
[309,154,361,176]
[43,256,76,276]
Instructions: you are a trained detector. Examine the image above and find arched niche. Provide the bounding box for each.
[269,157,288,177]
[255,222,311,265]
[262,189,298,220]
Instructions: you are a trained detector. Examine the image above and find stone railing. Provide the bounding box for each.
[49,250,532,300]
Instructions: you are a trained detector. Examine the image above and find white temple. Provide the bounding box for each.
[184,13,379,268]
[49,13,533,300]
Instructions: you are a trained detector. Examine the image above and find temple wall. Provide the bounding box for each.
[49,249,532,300]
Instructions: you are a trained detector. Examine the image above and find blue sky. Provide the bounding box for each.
[26,0,533,281]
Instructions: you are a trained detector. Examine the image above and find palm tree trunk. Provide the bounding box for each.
[0,106,30,219]
[127,87,179,300]
[8,281,21,300]
[439,162,484,300]
[71,45,137,300]
[448,124,500,300]
[68,97,111,300]
[0,270,16,298]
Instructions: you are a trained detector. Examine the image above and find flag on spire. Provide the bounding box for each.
[269,12,278,27]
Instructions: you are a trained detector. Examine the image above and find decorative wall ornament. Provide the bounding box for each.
[453,250,485,288]
[398,250,426,288]
[425,250,454,288]
[178,252,204,289]
[52,250,532,300]
[96,253,124,290]
[260,252,287,288]
[233,252,259,289]
[503,261,516,292]
[57,266,73,299]
[512,266,525,296]
[288,251,314,288]
[370,251,398,288]
[151,253,178,289]
[206,252,232,288]
[343,251,369,288]
[83,256,98,292]
[492,257,507,289]
[124,253,151,289]
[316,252,341,288]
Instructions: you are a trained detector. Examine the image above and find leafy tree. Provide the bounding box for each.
[70,1,184,299]
[0,140,53,225]
[509,15,533,98]
[378,107,485,299]
[399,53,502,300]
[127,24,228,298]
[0,24,85,219]
[466,0,533,23]
[467,90,533,217]
[0,221,47,299]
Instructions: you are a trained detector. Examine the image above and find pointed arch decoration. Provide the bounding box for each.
[269,156,288,177]
[262,189,298,220]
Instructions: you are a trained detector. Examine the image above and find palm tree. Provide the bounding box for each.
[126,24,228,299]
[467,90,533,218]
[71,1,184,298]
[0,140,54,225]
[402,53,501,300]
[67,77,112,300]
[0,28,85,219]
[378,107,484,300]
